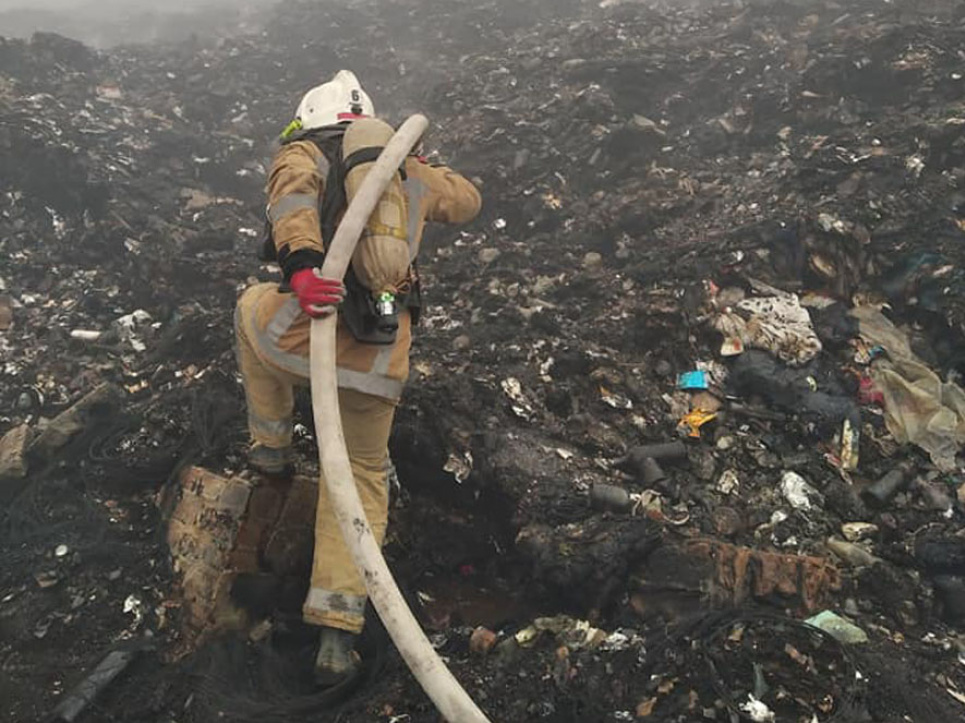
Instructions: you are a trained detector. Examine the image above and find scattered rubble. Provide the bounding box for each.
[29,383,125,461]
[806,610,869,644]
[0,423,30,489]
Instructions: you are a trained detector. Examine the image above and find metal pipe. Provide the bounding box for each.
[48,647,141,723]
[861,461,914,509]
[309,114,491,723]
[617,441,686,482]
[640,457,667,486]
[589,483,632,513]
[626,441,687,464]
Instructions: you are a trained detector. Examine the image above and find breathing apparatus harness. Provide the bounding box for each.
[259,121,422,345]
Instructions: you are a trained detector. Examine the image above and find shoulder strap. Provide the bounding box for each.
[316,138,346,247]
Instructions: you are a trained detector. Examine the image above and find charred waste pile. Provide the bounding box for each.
[4,0,965,721]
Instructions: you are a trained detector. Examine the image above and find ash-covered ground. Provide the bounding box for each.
[3,0,965,721]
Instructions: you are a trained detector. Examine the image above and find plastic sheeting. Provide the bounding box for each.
[852,306,965,471]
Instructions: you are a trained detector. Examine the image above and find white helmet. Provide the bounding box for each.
[294,70,375,130]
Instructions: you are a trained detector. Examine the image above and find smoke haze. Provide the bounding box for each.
[0,0,266,47]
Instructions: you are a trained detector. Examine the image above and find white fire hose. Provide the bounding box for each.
[310,114,492,723]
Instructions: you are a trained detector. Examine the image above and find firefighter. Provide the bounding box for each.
[234,70,481,683]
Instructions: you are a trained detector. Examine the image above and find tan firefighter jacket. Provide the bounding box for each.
[246,137,482,400]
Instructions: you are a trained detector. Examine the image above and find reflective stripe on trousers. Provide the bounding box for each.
[304,587,367,619]
[249,294,404,400]
[248,413,292,440]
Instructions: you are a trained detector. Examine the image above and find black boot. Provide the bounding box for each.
[314,625,360,686]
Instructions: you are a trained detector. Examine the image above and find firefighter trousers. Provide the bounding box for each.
[235,284,397,633]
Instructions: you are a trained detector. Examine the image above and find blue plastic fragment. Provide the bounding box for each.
[677,370,709,390]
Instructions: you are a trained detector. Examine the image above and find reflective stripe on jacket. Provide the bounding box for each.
[267,139,482,261]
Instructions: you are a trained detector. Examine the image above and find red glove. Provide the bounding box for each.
[289,268,345,318]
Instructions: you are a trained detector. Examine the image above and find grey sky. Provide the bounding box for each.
[0,0,205,8]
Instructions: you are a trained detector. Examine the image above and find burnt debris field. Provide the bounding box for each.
[4,0,965,721]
